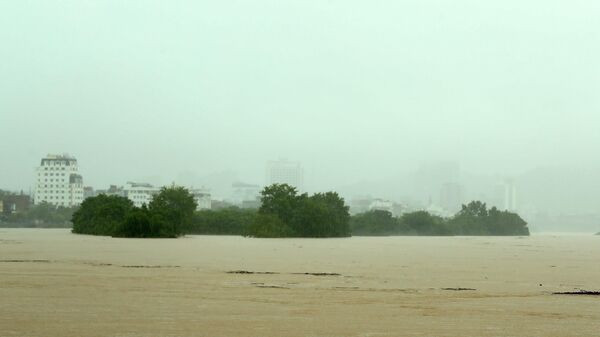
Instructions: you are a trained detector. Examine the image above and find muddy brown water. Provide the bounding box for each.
[1,229,599,336]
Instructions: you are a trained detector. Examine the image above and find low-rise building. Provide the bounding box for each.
[122,182,160,208]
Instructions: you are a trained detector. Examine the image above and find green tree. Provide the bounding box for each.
[189,207,257,235]
[245,213,294,238]
[258,184,301,225]
[308,192,351,237]
[71,195,133,235]
[350,210,399,236]
[448,201,530,236]
[399,211,451,236]
[148,186,197,237]
[246,184,350,238]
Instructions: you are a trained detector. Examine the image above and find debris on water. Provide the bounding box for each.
[227,270,340,276]
[292,272,342,276]
[553,290,600,296]
[226,270,279,274]
[0,259,50,263]
[441,287,476,291]
[121,265,180,268]
[255,284,289,289]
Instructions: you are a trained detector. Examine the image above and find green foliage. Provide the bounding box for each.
[245,213,295,238]
[0,202,77,228]
[189,207,256,235]
[245,184,350,238]
[114,206,153,238]
[400,211,451,236]
[350,210,399,236]
[72,186,197,238]
[71,195,133,235]
[148,186,197,237]
[448,201,529,236]
[258,184,301,225]
[350,201,529,236]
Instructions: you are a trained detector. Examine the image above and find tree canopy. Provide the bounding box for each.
[0,201,77,228]
[72,195,133,235]
[350,201,529,236]
[72,186,197,238]
[245,184,350,238]
[448,201,529,236]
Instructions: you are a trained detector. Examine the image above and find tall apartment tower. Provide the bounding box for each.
[440,182,463,213]
[503,179,517,211]
[34,154,84,207]
[266,159,304,191]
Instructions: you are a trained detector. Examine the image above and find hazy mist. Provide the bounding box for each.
[1,1,599,221]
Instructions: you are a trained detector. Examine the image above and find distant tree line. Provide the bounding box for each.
[5,184,529,237]
[243,184,351,238]
[189,207,256,235]
[0,200,76,228]
[351,201,529,236]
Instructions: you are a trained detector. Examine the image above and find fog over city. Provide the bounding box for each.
[1,1,599,229]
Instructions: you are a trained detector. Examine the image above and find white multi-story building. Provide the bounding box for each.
[34,154,84,207]
[190,188,211,210]
[231,182,261,205]
[122,182,160,208]
[120,183,211,210]
[266,158,304,191]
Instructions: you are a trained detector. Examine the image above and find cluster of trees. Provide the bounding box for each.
[0,202,77,228]
[71,186,197,238]
[189,207,256,235]
[351,201,529,236]
[245,184,351,238]
[2,182,529,238]
[71,184,351,238]
[351,210,450,236]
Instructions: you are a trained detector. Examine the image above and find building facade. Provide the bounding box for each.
[190,188,211,210]
[266,159,304,191]
[34,154,84,207]
[231,182,261,205]
[122,182,160,208]
[439,182,463,214]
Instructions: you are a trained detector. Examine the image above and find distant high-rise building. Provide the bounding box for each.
[440,182,463,213]
[493,179,517,211]
[503,179,517,211]
[231,182,261,205]
[266,159,304,190]
[34,154,84,207]
[414,161,461,205]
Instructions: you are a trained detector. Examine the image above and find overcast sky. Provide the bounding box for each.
[1,0,599,193]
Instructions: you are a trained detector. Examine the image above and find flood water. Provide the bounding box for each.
[1,229,599,336]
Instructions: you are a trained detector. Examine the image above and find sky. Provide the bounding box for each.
[1,1,599,204]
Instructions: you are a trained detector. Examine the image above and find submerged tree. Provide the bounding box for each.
[71,194,133,235]
[148,186,197,237]
[245,184,350,238]
[448,201,529,236]
[350,210,399,236]
[72,186,197,238]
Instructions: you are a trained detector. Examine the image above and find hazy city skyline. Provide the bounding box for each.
[2,1,599,215]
